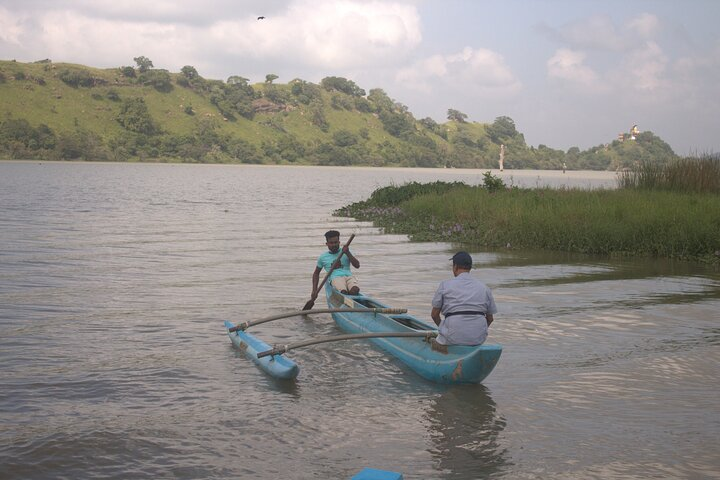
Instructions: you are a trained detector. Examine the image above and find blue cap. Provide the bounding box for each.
[450,251,472,268]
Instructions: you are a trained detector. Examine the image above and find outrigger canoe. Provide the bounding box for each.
[324,285,502,384]
[223,320,299,380]
[224,287,502,384]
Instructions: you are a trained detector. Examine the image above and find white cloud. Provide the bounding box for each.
[36,11,192,69]
[541,13,661,51]
[0,7,25,45]
[541,14,625,51]
[626,12,660,39]
[396,46,521,96]
[673,41,720,81]
[208,0,422,69]
[546,48,603,90]
[395,55,447,92]
[0,0,421,74]
[544,14,668,95]
[0,0,288,25]
[621,41,668,91]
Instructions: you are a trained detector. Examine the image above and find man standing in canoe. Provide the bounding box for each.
[431,251,496,346]
[311,230,360,300]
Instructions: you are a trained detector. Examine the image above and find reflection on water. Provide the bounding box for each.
[1,162,718,479]
[425,385,510,479]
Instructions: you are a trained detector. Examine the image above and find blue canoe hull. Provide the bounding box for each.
[326,286,501,384]
[224,320,299,380]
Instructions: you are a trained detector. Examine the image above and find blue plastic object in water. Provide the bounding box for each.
[351,467,403,480]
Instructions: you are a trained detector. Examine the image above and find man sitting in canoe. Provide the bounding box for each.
[430,251,497,346]
[311,230,360,297]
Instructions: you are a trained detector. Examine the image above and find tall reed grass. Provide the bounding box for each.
[340,179,720,262]
[617,154,720,193]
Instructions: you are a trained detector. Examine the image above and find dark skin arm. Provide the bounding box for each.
[431,307,442,326]
[342,245,360,268]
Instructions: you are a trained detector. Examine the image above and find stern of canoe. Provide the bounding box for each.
[325,286,502,384]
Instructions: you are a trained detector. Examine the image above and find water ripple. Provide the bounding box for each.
[1,163,718,479]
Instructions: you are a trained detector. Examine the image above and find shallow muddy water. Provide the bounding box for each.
[1,162,718,479]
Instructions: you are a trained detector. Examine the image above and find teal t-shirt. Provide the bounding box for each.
[317,250,352,279]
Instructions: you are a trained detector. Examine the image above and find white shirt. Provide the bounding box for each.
[431,272,497,345]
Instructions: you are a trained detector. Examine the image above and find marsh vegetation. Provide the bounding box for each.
[337,156,720,262]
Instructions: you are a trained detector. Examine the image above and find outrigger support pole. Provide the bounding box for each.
[228,308,407,333]
[257,331,438,358]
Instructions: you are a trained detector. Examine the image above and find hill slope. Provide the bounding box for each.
[0,59,678,169]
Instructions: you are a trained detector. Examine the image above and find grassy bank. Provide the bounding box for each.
[337,179,720,263]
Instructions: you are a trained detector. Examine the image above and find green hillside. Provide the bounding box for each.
[0,58,678,169]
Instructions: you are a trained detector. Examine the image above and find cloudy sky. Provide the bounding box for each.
[1,0,718,154]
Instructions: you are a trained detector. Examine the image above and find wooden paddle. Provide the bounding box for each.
[302,233,355,310]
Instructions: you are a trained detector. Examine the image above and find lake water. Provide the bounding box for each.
[1,161,718,479]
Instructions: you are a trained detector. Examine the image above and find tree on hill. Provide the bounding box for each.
[419,117,447,139]
[289,79,323,105]
[139,69,172,92]
[576,146,613,170]
[119,66,136,78]
[451,127,478,148]
[178,65,206,90]
[227,75,249,86]
[420,117,438,130]
[320,76,366,97]
[181,65,199,80]
[330,94,353,110]
[447,109,468,123]
[635,131,676,160]
[209,76,257,120]
[264,84,290,104]
[333,129,358,147]
[265,74,278,84]
[310,105,329,131]
[133,56,154,73]
[116,98,158,135]
[531,144,566,169]
[379,110,414,138]
[0,118,56,150]
[486,116,518,143]
[58,67,95,87]
[367,88,395,112]
[353,96,373,113]
[565,146,580,168]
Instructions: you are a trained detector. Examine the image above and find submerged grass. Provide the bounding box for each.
[338,181,720,263]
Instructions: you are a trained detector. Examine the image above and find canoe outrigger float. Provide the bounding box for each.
[224,284,502,384]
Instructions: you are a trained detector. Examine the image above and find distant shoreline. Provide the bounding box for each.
[0,159,618,179]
